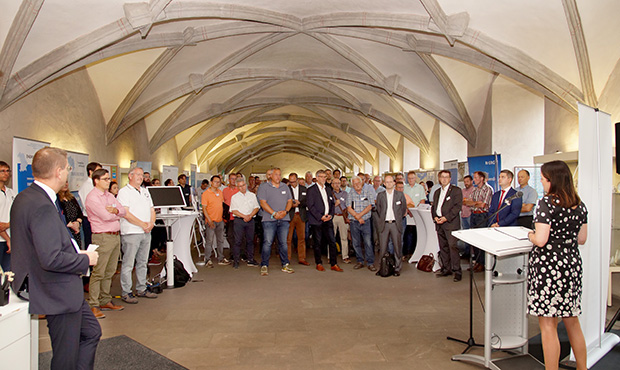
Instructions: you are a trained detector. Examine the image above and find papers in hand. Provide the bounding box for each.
[86,244,99,252]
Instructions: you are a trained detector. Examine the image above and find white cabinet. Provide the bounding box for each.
[0,292,38,370]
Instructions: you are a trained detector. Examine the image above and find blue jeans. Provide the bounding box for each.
[350,220,374,265]
[261,220,290,267]
[120,233,151,296]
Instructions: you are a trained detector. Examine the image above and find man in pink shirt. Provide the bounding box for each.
[85,168,127,319]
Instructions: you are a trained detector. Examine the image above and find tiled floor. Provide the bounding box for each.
[38,251,620,369]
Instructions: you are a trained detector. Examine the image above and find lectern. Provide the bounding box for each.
[452,226,544,370]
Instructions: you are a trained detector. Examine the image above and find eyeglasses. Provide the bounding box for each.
[64,165,73,172]
[100,177,111,181]
[0,169,10,173]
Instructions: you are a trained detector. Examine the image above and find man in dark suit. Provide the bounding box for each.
[286,173,309,265]
[306,170,343,272]
[375,175,408,276]
[11,147,101,370]
[432,170,464,281]
[487,169,522,228]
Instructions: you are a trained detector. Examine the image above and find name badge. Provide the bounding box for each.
[340,197,345,201]
[216,193,220,196]
[301,192,306,195]
[396,201,401,205]
[329,196,333,201]
[446,196,451,201]
[282,191,286,194]
[362,197,367,201]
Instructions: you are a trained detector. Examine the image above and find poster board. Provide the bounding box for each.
[12,137,50,193]
[66,150,89,192]
[101,164,119,181]
[162,165,179,185]
[467,154,501,191]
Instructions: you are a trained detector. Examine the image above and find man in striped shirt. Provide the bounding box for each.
[463,171,493,272]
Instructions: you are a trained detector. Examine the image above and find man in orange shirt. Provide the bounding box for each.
[201,175,231,267]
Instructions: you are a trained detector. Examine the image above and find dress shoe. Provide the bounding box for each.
[91,307,105,319]
[394,271,400,277]
[453,274,462,282]
[316,264,325,271]
[299,260,310,266]
[343,258,351,264]
[353,262,364,269]
[331,265,343,272]
[473,263,484,273]
[100,301,125,311]
[436,269,451,277]
[368,265,377,272]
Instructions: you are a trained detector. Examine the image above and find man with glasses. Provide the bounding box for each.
[79,162,102,248]
[0,161,15,271]
[85,168,127,318]
[116,167,157,303]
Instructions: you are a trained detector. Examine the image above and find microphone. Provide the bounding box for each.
[504,191,523,205]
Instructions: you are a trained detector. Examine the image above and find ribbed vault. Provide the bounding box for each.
[1,0,619,173]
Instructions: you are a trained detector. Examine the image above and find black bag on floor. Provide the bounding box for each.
[376,253,396,277]
[163,256,191,288]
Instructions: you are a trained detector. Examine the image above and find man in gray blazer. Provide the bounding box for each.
[375,175,408,276]
[11,147,101,369]
[431,170,464,281]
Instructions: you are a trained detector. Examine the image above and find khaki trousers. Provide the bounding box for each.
[287,213,306,261]
[88,233,120,307]
[333,215,350,259]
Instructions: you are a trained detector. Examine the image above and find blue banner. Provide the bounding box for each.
[467,154,501,191]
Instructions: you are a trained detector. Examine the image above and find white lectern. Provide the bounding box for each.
[452,227,544,370]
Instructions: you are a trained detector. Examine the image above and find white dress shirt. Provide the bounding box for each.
[78,178,94,216]
[291,185,300,213]
[230,191,259,218]
[436,184,450,217]
[385,190,395,221]
[318,184,329,216]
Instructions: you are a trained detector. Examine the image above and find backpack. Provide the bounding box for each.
[376,253,396,277]
[163,256,191,287]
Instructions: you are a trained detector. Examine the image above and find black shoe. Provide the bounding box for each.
[233,261,239,269]
[453,274,462,282]
[246,260,259,267]
[394,271,400,277]
[436,269,451,277]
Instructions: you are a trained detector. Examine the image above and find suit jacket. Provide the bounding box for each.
[288,184,308,222]
[10,183,90,315]
[375,190,408,233]
[431,185,463,231]
[306,184,335,226]
[487,187,522,227]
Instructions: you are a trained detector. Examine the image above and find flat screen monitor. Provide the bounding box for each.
[147,186,186,208]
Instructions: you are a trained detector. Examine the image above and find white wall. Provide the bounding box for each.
[403,139,421,171]
[492,77,545,172]
[379,151,390,174]
[364,160,373,175]
[439,122,468,167]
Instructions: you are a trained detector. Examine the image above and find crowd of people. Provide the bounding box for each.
[0,147,590,370]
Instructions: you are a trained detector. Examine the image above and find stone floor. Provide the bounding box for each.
[37,250,620,370]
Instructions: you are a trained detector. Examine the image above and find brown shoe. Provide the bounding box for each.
[299,260,310,266]
[100,301,125,311]
[368,264,377,272]
[316,264,325,271]
[343,258,351,264]
[331,265,344,272]
[91,307,105,319]
[473,263,484,273]
[353,262,364,269]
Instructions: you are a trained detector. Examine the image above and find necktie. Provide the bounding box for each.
[497,190,505,222]
[55,198,67,225]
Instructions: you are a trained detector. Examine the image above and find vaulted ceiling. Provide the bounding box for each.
[1,0,619,173]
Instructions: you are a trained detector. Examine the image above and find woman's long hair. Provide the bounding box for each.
[541,160,580,208]
[58,184,74,201]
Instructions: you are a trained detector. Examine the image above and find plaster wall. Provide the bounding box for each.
[420,120,440,170]
[0,68,180,177]
[364,160,373,175]
[544,97,579,154]
[379,151,390,174]
[439,122,468,166]
[492,77,544,173]
[403,139,421,172]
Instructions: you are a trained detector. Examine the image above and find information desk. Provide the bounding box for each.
[157,210,200,286]
[452,227,543,370]
[408,206,441,271]
[0,291,38,370]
